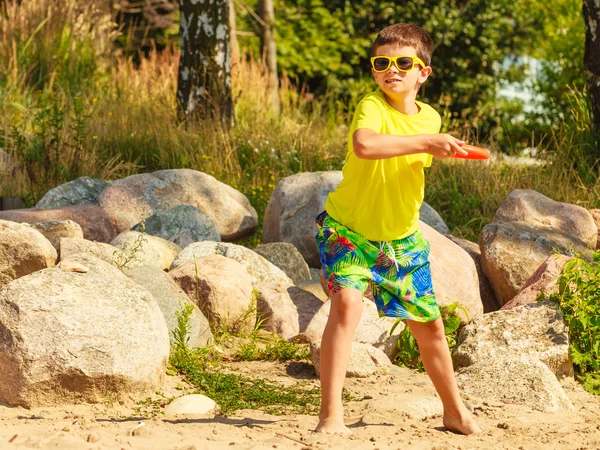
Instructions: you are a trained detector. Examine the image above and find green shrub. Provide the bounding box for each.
[539,252,600,395]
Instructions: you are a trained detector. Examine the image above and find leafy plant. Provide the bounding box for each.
[172,301,195,357]
[538,251,600,395]
[392,301,469,372]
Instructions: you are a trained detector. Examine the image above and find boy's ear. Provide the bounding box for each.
[418,66,432,83]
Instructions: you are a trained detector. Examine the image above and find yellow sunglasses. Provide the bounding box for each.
[370,55,426,72]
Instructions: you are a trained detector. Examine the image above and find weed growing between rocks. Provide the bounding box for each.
[113,211,148,270]
[392,302,468,372]
[235,335,311,362]
[540,251,600,395]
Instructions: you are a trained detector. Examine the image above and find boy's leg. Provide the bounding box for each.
[405,318,482,435]
[315,287,364,435]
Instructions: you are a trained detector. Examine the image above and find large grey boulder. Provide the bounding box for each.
[419,202,449,234]
[110,230,182,271]
[253,242,311,284]
[453,301,571,376]
[456,355,574,413]
[123,265,213,349]
[132,204,221,248]
[36,177,109,209]
[494,189,597,248]
[0,253,170,407]
[0,220,57,289]
[263,171,342,267]
[310,340,392,378]
[479,221,588,306]
[99,169,257,241]
[255,283,323,340]
[169,255,255,335]
[170,241,292,287]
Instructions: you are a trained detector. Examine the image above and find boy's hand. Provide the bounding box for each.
[427,134,468,159]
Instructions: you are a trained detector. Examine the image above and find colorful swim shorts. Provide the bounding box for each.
[315,210,440,322]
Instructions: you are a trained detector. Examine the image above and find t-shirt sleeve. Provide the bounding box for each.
[424,109,443,168]
[351,96,384,133]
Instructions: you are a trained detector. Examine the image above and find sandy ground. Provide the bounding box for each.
[1,361,599,450]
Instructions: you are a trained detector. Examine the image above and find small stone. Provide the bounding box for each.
[87,432,100,443]
[497,422,510,429]
[62,426,70,432]
[132,423,149,436]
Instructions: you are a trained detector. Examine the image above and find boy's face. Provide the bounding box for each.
[371,44,432,99]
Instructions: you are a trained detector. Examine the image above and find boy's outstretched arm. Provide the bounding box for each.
[353,128,468,160]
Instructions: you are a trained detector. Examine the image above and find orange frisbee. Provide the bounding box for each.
[453,144,491,160]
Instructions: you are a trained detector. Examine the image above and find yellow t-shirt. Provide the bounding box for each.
[325,91,441,241]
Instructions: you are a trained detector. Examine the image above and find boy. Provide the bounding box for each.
[314,23,481,436]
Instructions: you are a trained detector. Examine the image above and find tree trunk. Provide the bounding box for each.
[177,0,233,126]
[257,0,280,113]
[229,0,240,80]
[583,0,600,146]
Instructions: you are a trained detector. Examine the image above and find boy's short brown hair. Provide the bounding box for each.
[371,23,434,67]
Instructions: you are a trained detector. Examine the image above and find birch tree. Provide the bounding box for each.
[257,0,280,112]
[177,0,233,126]
[583,0,600,141]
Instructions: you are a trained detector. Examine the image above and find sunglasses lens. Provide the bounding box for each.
[396,57,414,70]
[373,57,390,71]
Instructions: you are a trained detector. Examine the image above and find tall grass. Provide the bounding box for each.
[1,0,598,245]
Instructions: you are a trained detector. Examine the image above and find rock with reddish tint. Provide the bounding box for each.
[99,169,257,241]
[0,220,57,289]
[255,283,323,340]
[420,222,483,323]
[0,204,116,243]
[0,253,170,407]
[169,255,255,334]
[262,171,343,268]
[501,254,571,310]
[494,189,597,248]
[446,234,500,313]
[479,221,588,306]
[35,177,109,209]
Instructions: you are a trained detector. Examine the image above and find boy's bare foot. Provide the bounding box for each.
[443,408,482,435]
[314,417,352,436]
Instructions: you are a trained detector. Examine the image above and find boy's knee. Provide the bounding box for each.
[330,290,364,324]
